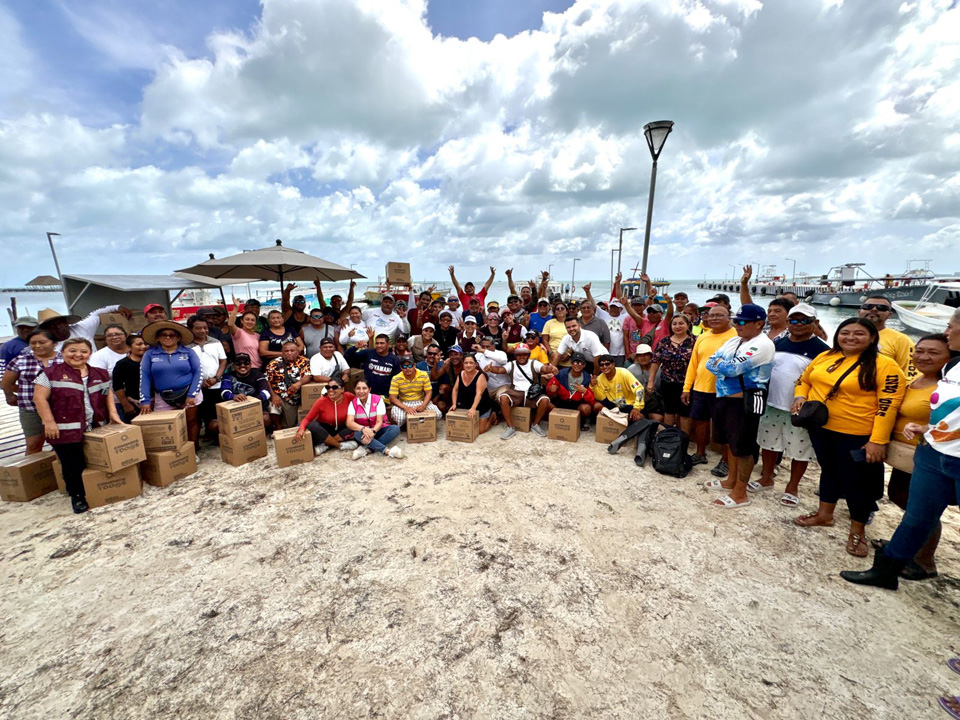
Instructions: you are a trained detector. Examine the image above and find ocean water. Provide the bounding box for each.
[0,280,923,339]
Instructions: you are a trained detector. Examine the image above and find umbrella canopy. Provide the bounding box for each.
[175,240,366,287]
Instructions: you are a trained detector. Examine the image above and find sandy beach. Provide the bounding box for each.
[1,427,958,719]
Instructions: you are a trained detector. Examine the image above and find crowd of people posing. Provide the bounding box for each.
[1,263,958,596]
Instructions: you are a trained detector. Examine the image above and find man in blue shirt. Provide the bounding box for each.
[0,316,38,370]
[355,334,402,399]
[527,299,552,333]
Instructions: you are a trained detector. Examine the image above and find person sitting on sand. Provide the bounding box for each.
[591,354,644,422]
[545,352,599,430]
[346,379,404,460]
[389,357,442,427]
[296,380,359,455]
[432,345,464,413]
[451,353,495,435]
[487,345,557,439]
[220,353,272,430]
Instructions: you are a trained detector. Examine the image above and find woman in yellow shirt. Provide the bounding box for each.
[792,318,905,558]
[542,303,570,367]
[880,333,951,579]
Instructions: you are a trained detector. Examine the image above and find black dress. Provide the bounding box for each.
[456,371,493,415]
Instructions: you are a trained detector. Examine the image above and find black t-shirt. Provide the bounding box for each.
[479,325,504,351]
[112,356,141,400]
[284,313,307,337]
[435,326,460,353]
[259,327,298,353]
[355,349,401,397]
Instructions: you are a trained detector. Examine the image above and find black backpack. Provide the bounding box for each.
[651,426,693,478]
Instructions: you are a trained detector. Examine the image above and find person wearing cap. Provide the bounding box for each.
[265,341,313,429]
[432,344,465,413]
[354,333,403,401]
[361,293,409,345]
[140,320,203,443]
[682,304,737,470]
[463,297,484,326]
[37,304,134,351]
[240,298,268,332]
[33,337,124,514]
[393,335,414,361]
[708,294,731,310]
[280,283,309,336]
[459,315,482,353]
[89,324,129,375]
[449,265,496,308]
[1,315,38,369]
[220,353,272,430]
[545,352,599,430]
[553,317,607,373]
[301,305,338,359]
[227,297,264,369]
[703,304,776,509]
[186,315,228,439]
[626,344,663,422]
[2,329,63,454]
[486,301,500,315]
[259,309,303,362]
[673,292,689,313]
[527,298,552,334]
[506,268,550,315]
[479,311,504,351]
[541,303,569,366]
[648,314,696,429]
[590,354,644,422]
[309,337,349,387]
[499,306,525,357]
[409,323,440,362]
[434,310,460,353]
[754,303,830,506]
[521,330,550,366]
[389,357,442,427]
[504,294,526,325]
[144,303,168,324]
[313,276,354,320]
[486,344,558,438]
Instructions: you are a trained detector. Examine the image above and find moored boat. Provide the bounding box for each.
[892,282,960,334]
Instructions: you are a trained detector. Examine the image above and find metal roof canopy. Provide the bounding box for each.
[62,274,228,318]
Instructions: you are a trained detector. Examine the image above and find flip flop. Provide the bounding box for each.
[948,658,960,677]
[780,493,799,507]
[846,533,868,558]
[938,696,960,720]
[795,512,835,528]
[703,479,732,491]
[747,480,774,494]
[713,495,752,509]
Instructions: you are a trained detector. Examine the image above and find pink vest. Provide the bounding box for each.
[351,394,388,428]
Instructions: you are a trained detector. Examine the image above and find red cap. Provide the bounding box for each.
[144,303,164,314]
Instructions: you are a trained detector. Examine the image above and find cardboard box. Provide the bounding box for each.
[301,382,325,408]
[99,312,131,334]
[132,410,188,452]
[81,465,141,508]
[385,261,411,285]
[93,334,106,350]
[0,451,58,502]
[406,413,437,443]
[298,405,310,423]
[511,406,532,433]
[548,409,581,442]
[216,397,263,438]
[142,442,197,487]
[445,409,479,443]
[273,427,314,467]
[344,368,365,393]
[595,413,626,444]
[128,312,149,332]
[84,424,146,472]
[220,428,268,467]
[53,458,66,494]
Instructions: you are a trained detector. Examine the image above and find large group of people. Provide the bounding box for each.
[1,264,957,602]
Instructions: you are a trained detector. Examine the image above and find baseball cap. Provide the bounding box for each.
[464,316,478,324]
[244,298,261,305]
[635,344,653,355]
[144,303,164,315]
[234,353,252,364]
[646,305,663,314]
[319,337,335,346]
[293,294,306,302]
[734,304,767,322]
[448,344,463,354]
[789,303,817,318]
[514,344,531,354]
[629,296,645,305]
[421,322,436,331]
[499,306,513,316]
[570,351,587,364]
[537,298,549,305]
[439,309,454,319]
[382,293,395,301]
[609,300,623,308]
[507,295,521,303]
[524,330,538,338]
[13,315,38,328]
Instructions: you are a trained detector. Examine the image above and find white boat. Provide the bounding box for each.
[892,282,960,334]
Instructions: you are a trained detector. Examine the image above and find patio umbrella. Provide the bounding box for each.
[175,240,365,291]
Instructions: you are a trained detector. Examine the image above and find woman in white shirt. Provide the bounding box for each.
[339,306,369,350]
[187,315,227,438]
[345,379,403,459]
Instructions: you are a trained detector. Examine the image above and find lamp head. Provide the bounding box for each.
[643,121,674,161]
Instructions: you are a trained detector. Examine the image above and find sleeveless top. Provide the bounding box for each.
[456,371,493,415]
[351,394,389,428]
[233,328,262,368]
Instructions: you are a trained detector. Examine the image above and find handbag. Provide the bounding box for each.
[159,386,190,408]
[885,440,916,474]
[790,358,862,430]
[738,375,768,417]
[515,362,544,400]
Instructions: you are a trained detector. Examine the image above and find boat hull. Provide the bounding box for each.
[892,301,955,334]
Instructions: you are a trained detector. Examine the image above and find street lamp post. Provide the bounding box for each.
[785,257,797,285]
[46,232,63,282]
[617,227,637,277]
[571,258,581,300]
[640,121,674,276]
[547,263,553,279]
[728,264,737,283]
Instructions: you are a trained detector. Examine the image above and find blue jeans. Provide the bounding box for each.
[886,444,960,563]
[354,425,400,454]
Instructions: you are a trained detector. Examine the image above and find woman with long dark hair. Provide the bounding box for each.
[791,318,905,557]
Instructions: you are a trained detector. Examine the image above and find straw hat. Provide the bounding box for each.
[37,308,81,327]
[142,320,194,346]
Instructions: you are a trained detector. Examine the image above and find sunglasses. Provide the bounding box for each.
[158,331,179,338]
[860,303,891,311]
[789,317,815,325]
[597,361,613,367]
[733,319,752,326]
[235,361,251,366]
[326,384,342,390]
[401,363,415,369]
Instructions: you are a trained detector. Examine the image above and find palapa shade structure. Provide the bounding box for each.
[175,240,365,291]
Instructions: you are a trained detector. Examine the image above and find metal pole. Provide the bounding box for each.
[571,258,580,300]
[610,249,615,290]
[617,229,623,276]
[46,232,63,281]
[785,257,796,285]
[547,263,553,279]
[640,161,658,276]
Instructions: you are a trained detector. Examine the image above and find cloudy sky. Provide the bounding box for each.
[1,0,958,289]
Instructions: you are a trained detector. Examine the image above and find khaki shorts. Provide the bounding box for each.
[499,388,549,408]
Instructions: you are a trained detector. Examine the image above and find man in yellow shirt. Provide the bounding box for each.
[859,296,916,379]
[591,354,644,421]
[682,305,737,469]
[388,358,442,427]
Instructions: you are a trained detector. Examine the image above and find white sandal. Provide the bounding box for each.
[713,495,752,509]
[746,480,774,493]
[703,479,729,491]
[780,493,800,507]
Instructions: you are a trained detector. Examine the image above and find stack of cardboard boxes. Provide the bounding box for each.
[216,398,267,466]
[80,424,147,506]
[131,410,197,487]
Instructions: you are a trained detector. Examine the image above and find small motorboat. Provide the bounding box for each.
[892,281,960,334]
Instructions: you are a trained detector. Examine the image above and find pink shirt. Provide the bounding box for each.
[232,328,262,368]
[625,317,669,355]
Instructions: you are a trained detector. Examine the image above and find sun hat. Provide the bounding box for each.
[634,344,653,356]
[142,320,194,346]
[37,308,80,327]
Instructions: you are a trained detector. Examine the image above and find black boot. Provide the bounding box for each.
[839,551,905,590]
[71,496,89,514]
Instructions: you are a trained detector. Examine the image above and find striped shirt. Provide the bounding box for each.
[389,369,431,404]
[9,349,63,411]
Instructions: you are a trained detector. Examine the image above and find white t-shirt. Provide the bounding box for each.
[309,351,347,381]
[478,349,510,391]
[558,329,607,361]
[503,359,544,393]
[606,315,625,356]
[189,340,227,390]
[362,308,409,343]
[90,346,127,375]
[346,395,387,419]
[339,320,369,347]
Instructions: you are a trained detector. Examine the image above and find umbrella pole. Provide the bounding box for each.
[219,286,227,309]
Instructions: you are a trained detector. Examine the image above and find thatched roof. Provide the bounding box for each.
[25,275,61,286]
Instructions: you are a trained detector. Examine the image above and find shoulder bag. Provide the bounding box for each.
[515,362,544,401]
[791,358,861,430]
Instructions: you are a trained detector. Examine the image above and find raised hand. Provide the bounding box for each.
[741,265,753,283]
[285,283,297,293]
[583,282,592,293]
[448,265,455,274]
[541,270,550,280]
[505,268,513,277]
